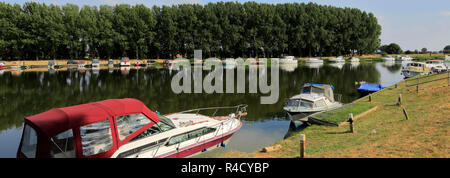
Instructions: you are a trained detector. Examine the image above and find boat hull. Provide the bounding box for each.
[165,133,234,158]
[157,120,241,158]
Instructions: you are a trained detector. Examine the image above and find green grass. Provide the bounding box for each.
[221,72,450,158]
[314,102,376,124]
[412,56,444,61]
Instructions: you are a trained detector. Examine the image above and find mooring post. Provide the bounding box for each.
[368,93,372,102]
[397,94,402,106]
[395,83,398,88]
[402,107,409,120]
[299,134,306,158]
[348,113,354,133]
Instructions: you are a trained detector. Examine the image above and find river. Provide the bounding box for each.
[0,61,406,157]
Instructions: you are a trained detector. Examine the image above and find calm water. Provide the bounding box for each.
[0,61,405,157]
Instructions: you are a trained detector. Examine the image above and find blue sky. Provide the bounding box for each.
[2,0,449,51]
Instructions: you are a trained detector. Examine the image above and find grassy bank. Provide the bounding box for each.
[314,103,377,124]
[222,72,450,158]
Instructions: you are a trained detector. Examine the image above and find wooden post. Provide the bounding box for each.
[348,113,354,133]
[299,134,306,158]
[395,83,398,88]
[397,94,402,106]
[402,107,409,120]
[368,93,372,102]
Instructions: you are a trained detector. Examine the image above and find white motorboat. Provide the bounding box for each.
[397,55,413,61]
[425,60,447,73]
[284,83,342,114]
[120,57,131,66]
[279,56,298,64]
[17,98,247,158]
[382,56,395,61]
[348,57,360,63]
[305,57,324,63]
[329,56,345,63]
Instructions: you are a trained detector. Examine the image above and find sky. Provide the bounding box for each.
[2,0,449,51]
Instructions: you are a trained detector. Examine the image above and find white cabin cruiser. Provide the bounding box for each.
[397,56,413,61]
[425,60,447,73]
[329,56,345,63]
[279,56,298,64]
[17,98,247,158]
[348,57,360,63]
[284,84,342,114]
[305,57,324,63]
[382,56,395,61]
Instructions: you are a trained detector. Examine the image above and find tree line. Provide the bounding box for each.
[379,43,450,55]
[0,1,381,60]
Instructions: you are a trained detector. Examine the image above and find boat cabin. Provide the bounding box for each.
[300,83,335,102]
[16,98,175,158]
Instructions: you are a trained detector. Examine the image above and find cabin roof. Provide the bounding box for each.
[25,98,160,137]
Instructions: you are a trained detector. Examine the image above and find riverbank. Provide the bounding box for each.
[1,53,445,66]
[221,72,450,158]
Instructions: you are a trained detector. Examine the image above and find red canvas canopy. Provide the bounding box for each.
[18,98,160,158]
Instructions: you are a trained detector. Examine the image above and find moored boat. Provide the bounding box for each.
[425,60,446,73]
[401,62,431,78]
[397,55,413,61]
[284,83,342,114]
[92,59,100,68]
[1,61,7,69]
[348,57,360,63]
[120,57,130,66]
[16,98,247,158]
[357,83,386,94]
[305,57,323,63]
[329,56,345,63]
[382,56,395,61]
[279,56,298,64]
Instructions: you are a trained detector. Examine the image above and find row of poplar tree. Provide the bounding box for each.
[0,1,381,60]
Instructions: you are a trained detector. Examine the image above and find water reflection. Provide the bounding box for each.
[0,62,404,157]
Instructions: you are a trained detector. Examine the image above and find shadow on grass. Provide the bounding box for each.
[325,130,352,135]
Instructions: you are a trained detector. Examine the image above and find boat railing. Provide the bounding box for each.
[178,104,248,119]
[334,93,343,103]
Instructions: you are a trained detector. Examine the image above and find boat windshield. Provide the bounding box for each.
[157,115,176,131]
[287,99,300,107]
[299,100,314,108]
[408,63,423,67]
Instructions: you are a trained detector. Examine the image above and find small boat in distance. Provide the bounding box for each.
[108,59,115,68]
[305,57,324,63]
[120,57,131,66]
[92,59,100,68]
[17,98,246,158]
[329,56,345,63]
[348,57,360,63]
[279,56,298,64]
[382,56,395,61]
[397,55,413,61]
[284,83,342,114]
[0,61,6,69]
[357,83,386,94]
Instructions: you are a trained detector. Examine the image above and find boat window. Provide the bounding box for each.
[301,87,311,94]
[287,99,300,107]
[80,119,113,156]
[50,129,75,158]
[116,114,151,141]
[20,124,38,158]
[314,99,326,108]
[311,87,325,96]
[158,115,176,131]
[166,127,217,146]
[130,124,160,142]
[300,100,313,108]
